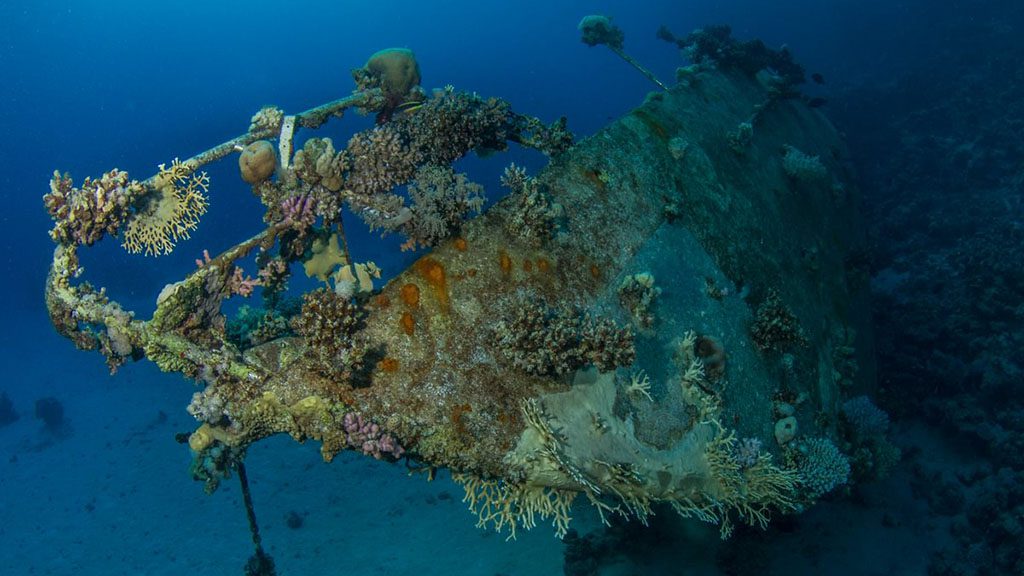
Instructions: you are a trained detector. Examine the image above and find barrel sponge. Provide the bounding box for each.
[239,140,277,184]
[364,48,421,101]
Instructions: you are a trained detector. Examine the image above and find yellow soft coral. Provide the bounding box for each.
[122,158,209,256]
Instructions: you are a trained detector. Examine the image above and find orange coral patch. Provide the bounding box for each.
[414,257,449,311]
[399,311,415,336]
[523,259,533,273]
[374,294,391,308]
[590,263,602,280]
[536,257,551,273]
[377,357,400,372]
[400,283,420,307]
[498,249,512,277]
[453,237,468,251]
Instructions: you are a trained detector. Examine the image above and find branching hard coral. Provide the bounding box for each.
[499,163,562,247]
[453,472,577,540]
[341,412,405,460]
[256,255,292,304]
[248,105,284,139]
[734,437,764,470]
[750,289,806,351]
[399,88,514,166]
[704,423,800,538]
[196,249,261,297]
[675,330,725,404]
[122,159,209,256]
[275,194,318,259]
[841,396,890,437]
[274,88,561,240]
[44,169,144,246]
[617,272,660,330]
[280,195,317,232]
[188,388,228,425]
[227,266,261,297]
[342,87,511,224]
[343,124,421,218]
[508,114,573,157]
[400,164,485,250]
[839,396,901,482]
[727,121,754,154]
[493,298,635,377]
[623,370,653,401]
[290,288,365,380]
[663,24,806,91]
[787,436,850,501]
[453,398,591,540]
[781,145,829,182]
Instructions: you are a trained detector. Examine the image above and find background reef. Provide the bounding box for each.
[1,1,1022,575]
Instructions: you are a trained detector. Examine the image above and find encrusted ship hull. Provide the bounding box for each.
[45,67,873,537]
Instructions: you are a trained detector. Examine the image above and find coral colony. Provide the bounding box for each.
[42,20,894,563]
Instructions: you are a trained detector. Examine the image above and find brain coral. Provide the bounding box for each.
[362,48,421,102]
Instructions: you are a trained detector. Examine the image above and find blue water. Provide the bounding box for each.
[2,1,1021,574]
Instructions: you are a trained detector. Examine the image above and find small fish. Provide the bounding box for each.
[395,99,426,114]
[811,73,825,85]
[808,97,828,108]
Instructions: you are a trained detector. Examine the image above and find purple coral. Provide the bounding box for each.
[227,267,261,297]
[841,396,890,437]
[281,194,317,230]
[735,437,763,469]
[342,412,405,460]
